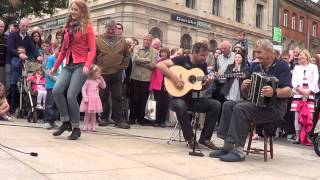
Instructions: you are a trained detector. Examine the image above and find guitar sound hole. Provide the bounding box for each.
[189,75,197,84]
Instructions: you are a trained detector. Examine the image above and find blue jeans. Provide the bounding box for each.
[52,64,87,128]
[44,89,59,124]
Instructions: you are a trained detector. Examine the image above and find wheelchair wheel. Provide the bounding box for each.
[314,135,320,157]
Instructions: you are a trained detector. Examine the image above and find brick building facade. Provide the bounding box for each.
[280,0,320,54]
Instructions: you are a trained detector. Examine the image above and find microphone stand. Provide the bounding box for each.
[189,112,204,157]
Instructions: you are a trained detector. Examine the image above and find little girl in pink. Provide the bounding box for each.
[80,65,106,131]
[27,68,47,109]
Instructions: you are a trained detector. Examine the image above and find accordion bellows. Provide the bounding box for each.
[248,72,279,108]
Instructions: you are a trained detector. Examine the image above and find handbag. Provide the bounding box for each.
[144,92,156,121]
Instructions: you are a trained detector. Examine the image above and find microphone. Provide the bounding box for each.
[0,143,38,157]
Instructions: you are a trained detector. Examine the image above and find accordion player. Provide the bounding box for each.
[248,72,279,108]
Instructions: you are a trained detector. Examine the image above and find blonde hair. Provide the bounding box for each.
[0,82,5,99]
[299,49,311,63]
[88,65,101,79]
[65,0,90,33]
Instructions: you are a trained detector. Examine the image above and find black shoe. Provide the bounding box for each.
[98,121,108,127]
[53,122,72,136]
[68,128,81,140]
[198,140,219,150]
[138,119,145,126]
[115,121,130,129]
[187,139,200,149]
[160,123,166,128]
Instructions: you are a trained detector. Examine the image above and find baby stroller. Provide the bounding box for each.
[15,59,43,123]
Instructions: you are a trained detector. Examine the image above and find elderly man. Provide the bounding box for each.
[151,38,161,52]
[213,40,235,103]
[7,18,42,113]
[95,20,131,129]
[0,20,6,85]
[210,39,292,162]
[129,34,157,125]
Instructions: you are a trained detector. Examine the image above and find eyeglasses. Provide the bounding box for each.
[117,27,122,30]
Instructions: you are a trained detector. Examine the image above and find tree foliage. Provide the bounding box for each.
[0,0,68,20]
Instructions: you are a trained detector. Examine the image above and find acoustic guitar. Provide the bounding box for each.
[164,66,245,97]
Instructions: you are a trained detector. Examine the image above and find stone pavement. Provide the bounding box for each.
[0,119,319,180]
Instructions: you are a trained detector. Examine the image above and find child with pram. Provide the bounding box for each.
[27,67,46,109]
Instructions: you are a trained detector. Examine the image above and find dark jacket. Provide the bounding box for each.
[0,34,7,66]
[6,31,39,63]
[234,39,248,58]
[221,63,249,97]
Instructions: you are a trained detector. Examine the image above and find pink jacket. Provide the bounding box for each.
[297,101,313,146]
[149,58,166,91]
[53,24,96,70]
[27,74,45,92]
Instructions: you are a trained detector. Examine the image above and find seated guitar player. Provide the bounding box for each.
[157,42,221,150]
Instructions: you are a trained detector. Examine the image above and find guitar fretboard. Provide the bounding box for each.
[196,73,245,81]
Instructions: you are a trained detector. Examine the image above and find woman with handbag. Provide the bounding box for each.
[50,0,96,140]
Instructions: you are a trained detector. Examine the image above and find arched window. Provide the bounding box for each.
[149,27,163,41]
[209,39,217,52]
[180,34,192,50]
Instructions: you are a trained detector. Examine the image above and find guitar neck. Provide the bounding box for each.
[196,73,244,81]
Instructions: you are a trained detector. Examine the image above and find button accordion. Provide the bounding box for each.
[248,72,279,108]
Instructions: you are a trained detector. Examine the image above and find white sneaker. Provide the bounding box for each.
[43,123,52,129]
[2,114,14,122]
[36,104,42,109]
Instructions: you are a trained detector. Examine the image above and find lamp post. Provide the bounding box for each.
[272,0,281,46]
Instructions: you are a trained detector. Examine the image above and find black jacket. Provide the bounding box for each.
[220,63,249,97]
[0,34,7,66]
[6,32,39,64]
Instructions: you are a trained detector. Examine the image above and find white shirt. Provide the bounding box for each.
[292,63,319,95]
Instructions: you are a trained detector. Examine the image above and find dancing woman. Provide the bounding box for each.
[50,0,96,140]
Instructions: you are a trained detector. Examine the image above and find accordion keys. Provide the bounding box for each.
[248,72,279,108]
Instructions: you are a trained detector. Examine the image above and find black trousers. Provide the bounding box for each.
[129,79,150,122]
[218,101,285,147]
[154,88,169,124]
[170,98,221,142]
[283,97,295,135]
[8,84,19,113]
[100,70,124,123]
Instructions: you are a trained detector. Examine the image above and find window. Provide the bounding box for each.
[292,14,296,30]
[209,40,217,52]
[149,27,163,41]
[236,0,244,22]
[313,23,317,37]
[186,0,195,9]
[283,10,288,27]
[256,4,263,28]
[180,34,192,50]
[212,0,220,16]
[299,17,304,32]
